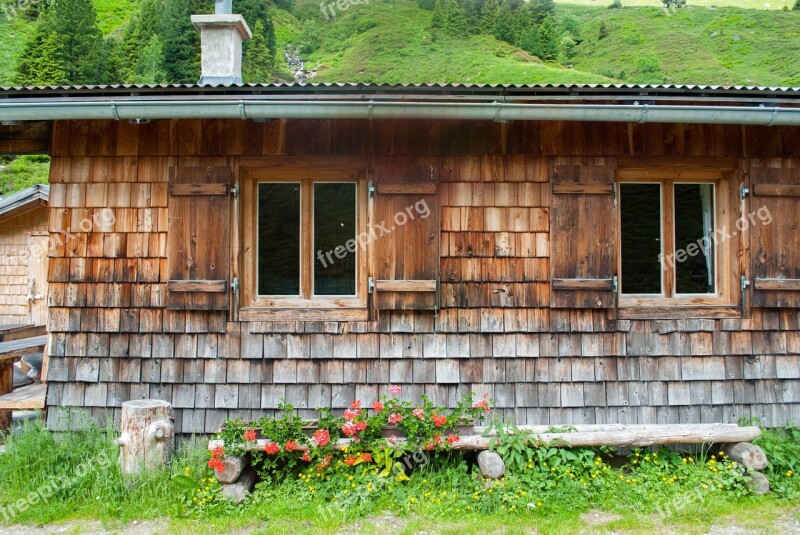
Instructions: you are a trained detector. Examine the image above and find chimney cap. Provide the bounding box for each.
[191,14,253,40]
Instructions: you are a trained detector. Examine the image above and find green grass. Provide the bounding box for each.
[0,155,50,195]
[558,0,795,9]
[0,12,37,87]
[93,0,139,34]
[2,417,799,534]
[564,5,800,85]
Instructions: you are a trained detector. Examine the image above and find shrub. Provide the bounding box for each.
[608,0,622,9]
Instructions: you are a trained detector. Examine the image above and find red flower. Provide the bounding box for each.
[413,408,425,419]
[432,414,447,427]
[285,440,298,452]
[388,413,403,424]
[350,400,362,410]
[343,408,359,421]
[424,442,435,451]
[473,395,491,413]
[212,446,225,458]
[360,453,372,462]
[447,433,460,444]
[264,442,281,455]
[344,456,358,465]
[302,451,311,462]
[388,385,402,395]
[313,429,330,447]
[433,434,441,444]
[373,401,384,413]
[316,454,334,471]
[207,457,224,473]
[342,422,358,437]
[243,429,256,442]
[355,421,367,432]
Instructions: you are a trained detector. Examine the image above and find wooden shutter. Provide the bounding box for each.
[550,164,616,309]
[750,168,800,307]
[373,162,440,310]
[167,166,232,310]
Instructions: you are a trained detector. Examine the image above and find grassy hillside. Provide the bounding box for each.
[564,5,800,85]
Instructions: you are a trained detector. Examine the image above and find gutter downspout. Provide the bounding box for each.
[1,100,799,125]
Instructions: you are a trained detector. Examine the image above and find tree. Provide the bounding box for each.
[443,0,469,34]
[14,30,66,86]
[794,0,799,10]
[535,15,560,61]
[159,0,202,83]
[131,34,168,84]
[598,21,609,40]
[47,0,103,83]
[480,0,499,34]
[527,0,555,24]
[237,0,277,76]
[493,4,516,43]
[243,20,274,83]
[120,0,162,80]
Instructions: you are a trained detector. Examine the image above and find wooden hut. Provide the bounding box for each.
[1,81,799,433]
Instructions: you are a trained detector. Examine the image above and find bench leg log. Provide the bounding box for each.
[0,363,12,432]
[723,442,768,472]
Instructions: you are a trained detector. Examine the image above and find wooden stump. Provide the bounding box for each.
[723,442,768,471]
[748,471,771,495]
[115,400,174,476]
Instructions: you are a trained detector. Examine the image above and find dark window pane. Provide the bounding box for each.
[258,183,300,295]
[620,183,662,294]
[674,184,715,294]
[314,183,356,296]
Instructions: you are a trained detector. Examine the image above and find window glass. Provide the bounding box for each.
[674,183,715,294]
[620,183,662,294]
[313,183,357,296]
[258,183,301,295]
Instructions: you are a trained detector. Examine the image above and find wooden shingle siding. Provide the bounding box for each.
[42,119,800,432]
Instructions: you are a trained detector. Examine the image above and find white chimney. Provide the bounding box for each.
[192,1,252,86]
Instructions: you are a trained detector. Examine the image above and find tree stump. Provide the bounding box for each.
[115,400,174,476]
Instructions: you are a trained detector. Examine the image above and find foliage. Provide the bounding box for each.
[753,422,800,498]
[158,0,204,84]
[609,0,623,8]
[0,155,50,195]
[243,19,276,82]
[794,0,800,9]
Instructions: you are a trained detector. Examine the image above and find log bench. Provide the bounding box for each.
[207,423,769,500]
[0,335,48,431]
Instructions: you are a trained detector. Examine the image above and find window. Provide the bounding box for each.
[616,163,739,314]
[240,168,368,320]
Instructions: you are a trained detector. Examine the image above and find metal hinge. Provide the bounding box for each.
[612,183,618,208]
[368,277,374,294]
[231,185,239,198]
[740,185,750,200]
[741,276,751,291]
[612,275,618,294]
[231,277,240,294]
[368,182,375,198]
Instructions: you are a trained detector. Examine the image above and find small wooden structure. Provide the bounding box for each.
[1,82,799,434]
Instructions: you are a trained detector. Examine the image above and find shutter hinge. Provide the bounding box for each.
[612,275,618,294]
[741,276,750,316]
[231,277,239,294]
[613,183,618,208]
[368,276,374,294]
[231,185,239,198]
[368,182,375,198]
[741,276,751,291]
[739,185,750,200]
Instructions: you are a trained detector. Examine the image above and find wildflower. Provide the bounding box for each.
[302,451,311,462]
[285,440,299,452]
[447,433,460,444]
[432,414,447,427]
[787,470,794,478]
[388,413,403,424]
[184,467,191,476]
[373,401,384,413]
[264,442,281,455]
[388,385,402,395]
[313,429,330,447]
[243,429,257,441]
[360,453,372,462]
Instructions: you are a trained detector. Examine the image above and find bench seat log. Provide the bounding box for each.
[0,383,47,411]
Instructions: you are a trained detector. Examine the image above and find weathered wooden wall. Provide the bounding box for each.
[43,118,800,432]
[0,208,48,324]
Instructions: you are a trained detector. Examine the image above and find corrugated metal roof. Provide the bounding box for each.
[0,184,49,222]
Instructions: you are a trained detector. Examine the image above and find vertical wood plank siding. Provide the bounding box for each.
[44,119,800,432]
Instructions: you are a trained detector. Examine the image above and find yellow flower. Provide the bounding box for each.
[787,471,793,477]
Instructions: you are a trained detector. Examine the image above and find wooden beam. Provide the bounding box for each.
[209,424,761,452]
[753,278,800,291]
[167,280,228,293]
[0,383,46,410]
[552,278,613,291]
[552,183,613,195]
[752,184,800,197]
[376,183,437,195]
[0,335,48,363]
[169,183,228,196]
[375,280,437,292]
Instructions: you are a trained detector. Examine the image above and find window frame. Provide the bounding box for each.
[239,166,369,321]
[615,162,740,317]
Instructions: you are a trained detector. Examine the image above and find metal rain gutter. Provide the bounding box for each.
[0,99,798,125]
